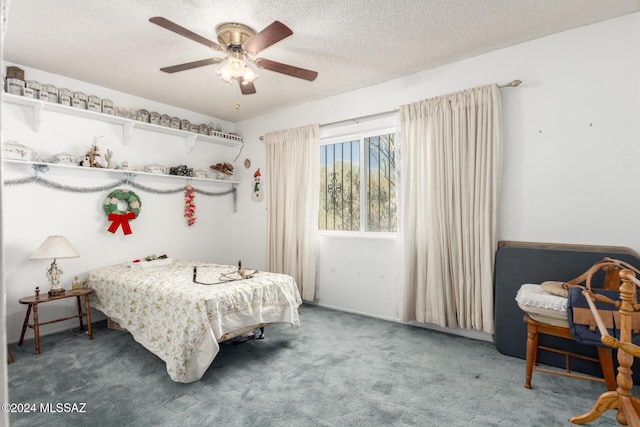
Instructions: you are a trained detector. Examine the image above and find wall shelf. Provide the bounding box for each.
[2,93,243,153]
[3,159,242,186]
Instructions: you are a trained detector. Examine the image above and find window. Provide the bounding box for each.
[319,130,397,232]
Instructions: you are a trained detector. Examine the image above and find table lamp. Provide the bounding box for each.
[29,235,80,296]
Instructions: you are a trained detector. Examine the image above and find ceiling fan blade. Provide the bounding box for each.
[149,17,224,52]
[238,78,257,95]
[243,21,293,54]
[255,58,318,81]
[160,57,224,73]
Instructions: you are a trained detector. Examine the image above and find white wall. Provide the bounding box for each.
[1,65,242,343]
[235,13,640,323]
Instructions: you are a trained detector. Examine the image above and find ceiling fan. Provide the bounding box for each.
[149,17,318,95]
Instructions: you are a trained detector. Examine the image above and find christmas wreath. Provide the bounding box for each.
[103,189,142,235]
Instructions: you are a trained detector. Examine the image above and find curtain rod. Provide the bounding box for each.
[498,79,522,88]
[258,79,521,141]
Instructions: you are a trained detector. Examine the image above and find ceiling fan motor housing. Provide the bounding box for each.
[215,23,256,50]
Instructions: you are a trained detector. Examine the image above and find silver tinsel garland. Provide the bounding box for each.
[4,175,238,211]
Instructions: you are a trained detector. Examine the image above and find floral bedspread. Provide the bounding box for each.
[87,260,302,382]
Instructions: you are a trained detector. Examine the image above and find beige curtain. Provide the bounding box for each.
[400,84,502,334]
[265,124,320,301]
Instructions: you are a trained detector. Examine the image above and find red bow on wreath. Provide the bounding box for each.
[108,212,136,235]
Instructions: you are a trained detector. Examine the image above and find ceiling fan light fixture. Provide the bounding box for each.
[216,54,258,84]
[215,63,233,82]
[217,71,233,83]
[242,67,257,84]
[228,52,245,72]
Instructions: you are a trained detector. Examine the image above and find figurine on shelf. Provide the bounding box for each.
[169,164,194,177]
[210,162,234,179]
[83,136,104,168]
[105,149,114,169]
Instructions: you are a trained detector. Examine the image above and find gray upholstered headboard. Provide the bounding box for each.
[493,241,640,378]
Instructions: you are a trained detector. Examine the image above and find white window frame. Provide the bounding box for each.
[319,124,397,237]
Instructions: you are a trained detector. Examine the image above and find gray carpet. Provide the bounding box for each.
[8,304,620,426]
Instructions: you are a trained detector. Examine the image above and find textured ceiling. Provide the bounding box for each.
[3,0,640,122]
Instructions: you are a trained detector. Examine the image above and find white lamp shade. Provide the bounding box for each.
[29,235,80,260]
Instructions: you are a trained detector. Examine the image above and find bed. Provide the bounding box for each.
[87,259,302,383]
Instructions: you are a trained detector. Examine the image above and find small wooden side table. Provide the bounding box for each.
[18,288,94,354]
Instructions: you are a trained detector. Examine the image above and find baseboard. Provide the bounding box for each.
[310,301,492,343]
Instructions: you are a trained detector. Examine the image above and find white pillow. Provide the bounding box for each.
[515,283,567,312]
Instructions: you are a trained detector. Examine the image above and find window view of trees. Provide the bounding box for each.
[319,132,396,232]
[365,134,397,232]
[319,140,360,231]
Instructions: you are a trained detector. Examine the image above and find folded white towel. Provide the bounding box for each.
[132,257,174,269]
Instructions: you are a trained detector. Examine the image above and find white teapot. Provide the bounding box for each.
[3,141,38,161]
[142,164,166,174]
[49,153,76,165]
